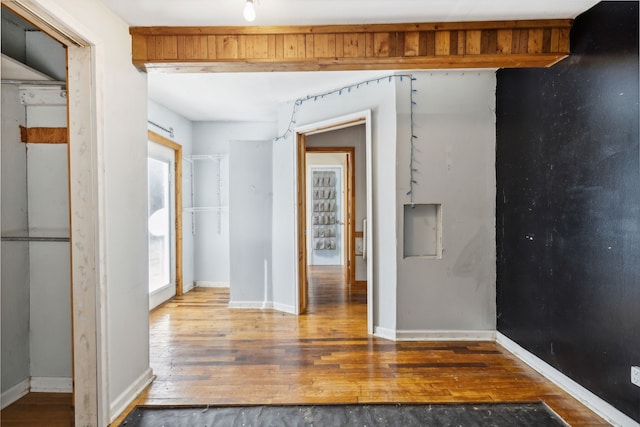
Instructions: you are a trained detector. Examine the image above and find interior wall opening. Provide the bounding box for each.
[305,151,352,308]
[296,118,371,327]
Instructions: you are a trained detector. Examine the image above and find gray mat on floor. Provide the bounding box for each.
[118,402,568,426]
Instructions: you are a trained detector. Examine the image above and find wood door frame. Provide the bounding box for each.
[296,132,308,314]
[148,130,183,296]
[294,110,373,334]
[1,1,105,424]
[305,147,356,286]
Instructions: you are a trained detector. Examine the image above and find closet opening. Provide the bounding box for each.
[1,5,72,424]
[2,2,104,424]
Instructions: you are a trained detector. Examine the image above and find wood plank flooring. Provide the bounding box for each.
[1,266,609,426]
[113,266,608,426]
[0,392,73,427]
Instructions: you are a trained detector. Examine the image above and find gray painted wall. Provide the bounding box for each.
[395,71,497,333]
[1,86,73,391]
[192,122,277,285]
[1,12,28,63]
[1,83,30,394]
[27,105,71,380]
[25,31,66,82]
[272,71,496,335]
[229,140,273,304]
[272,77,398,327]
[1,12,72,394]
[1,11,66,81]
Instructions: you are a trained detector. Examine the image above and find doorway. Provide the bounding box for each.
[306,149,355,288]
[147,131,183,310]
[295,111,373,333]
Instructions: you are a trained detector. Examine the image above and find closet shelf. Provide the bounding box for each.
[184,154,224,162]
[1,235,70,242]
[184,206,228,212]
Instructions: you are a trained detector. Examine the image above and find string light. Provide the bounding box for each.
[408,75,418,206]
[274,73,420,205]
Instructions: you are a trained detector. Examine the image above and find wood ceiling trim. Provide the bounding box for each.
[130,20,572,72]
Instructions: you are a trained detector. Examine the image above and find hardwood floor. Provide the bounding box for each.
[1,266,608,426]
[112,266,608,426]
[1,392,73,427]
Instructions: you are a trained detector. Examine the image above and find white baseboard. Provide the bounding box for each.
[227,301,297,313]
[374,326,396,341]
[1,378,30,410]
[183,281,195,293]
[196,281,229,288]
[30,377,72,393]
[1,376,73,409]
[497,332,639,427]
[109,367,155,424]
[396,330,496,341]
[228,300,271,309]
[273,302,296,314]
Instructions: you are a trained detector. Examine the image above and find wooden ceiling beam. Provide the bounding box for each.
[130,20,572,72]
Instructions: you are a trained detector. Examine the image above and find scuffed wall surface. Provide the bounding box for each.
[396,71,497,332]
[496,2,639,422]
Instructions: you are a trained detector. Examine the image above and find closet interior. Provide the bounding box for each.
[1,7,72,414]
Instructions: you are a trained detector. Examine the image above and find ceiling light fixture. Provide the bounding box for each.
[243,0,256,22]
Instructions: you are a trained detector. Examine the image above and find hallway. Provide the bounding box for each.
[112,266,606,425]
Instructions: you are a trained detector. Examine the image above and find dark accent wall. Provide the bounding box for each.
[496,2,640,422]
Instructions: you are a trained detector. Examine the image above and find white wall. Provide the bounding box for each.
[26,98,71,381]
[229,140,273,305]
[192,122,277,285]
[148,100,195,291]
[148,100,193,152]
[395,70,497,334]
[79,5,149,411]
[272,76,398,330]
[1,83,30,394]
[30,0,151,415]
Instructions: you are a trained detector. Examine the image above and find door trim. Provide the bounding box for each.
[296,133,308,314]
[148,130,183,296]
[294,110,373,333]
